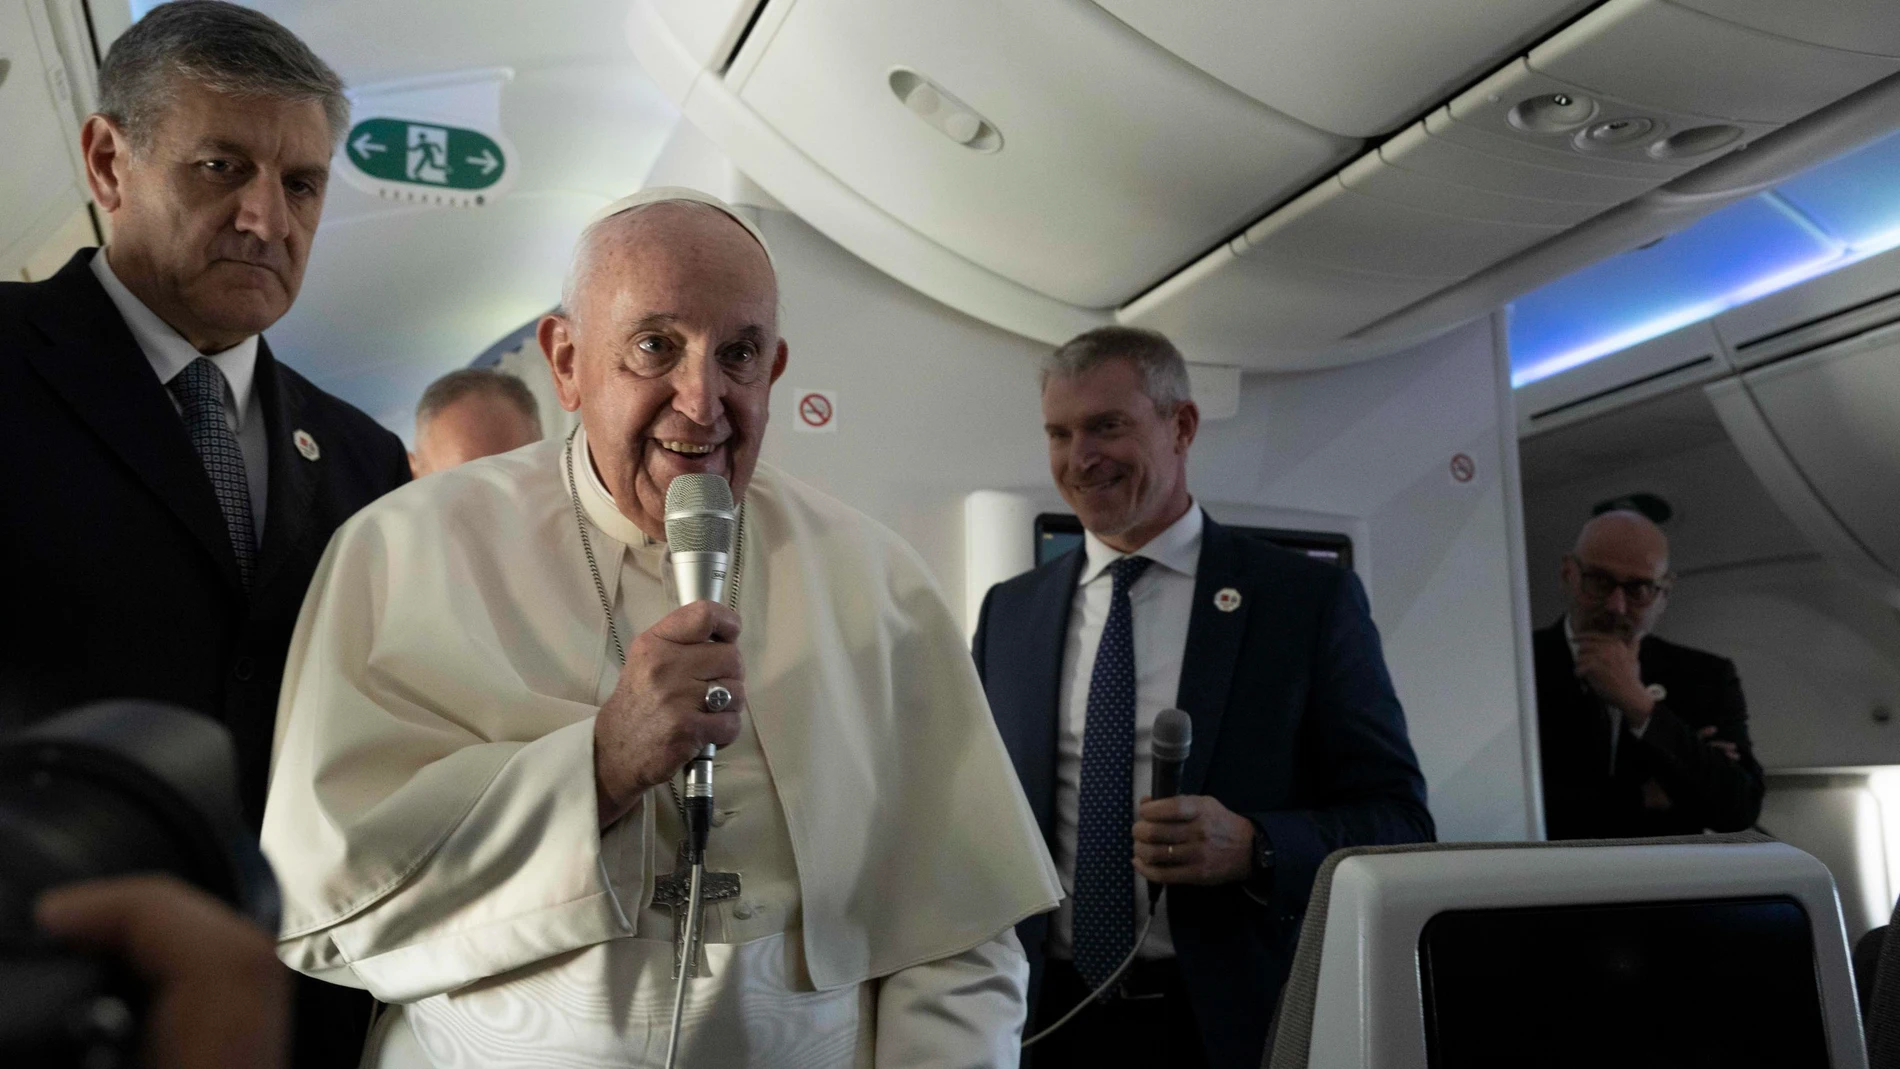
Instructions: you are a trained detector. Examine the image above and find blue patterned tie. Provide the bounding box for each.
[169,358,257,588]
[1073,554,1152,993]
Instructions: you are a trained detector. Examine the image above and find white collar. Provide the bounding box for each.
[90,250,259,415]
[570,425,661,550]
[1080,501,1203,585]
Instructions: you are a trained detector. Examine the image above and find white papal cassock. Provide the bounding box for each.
[261,430,1062,1067]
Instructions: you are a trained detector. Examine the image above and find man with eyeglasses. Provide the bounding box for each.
[1534,510,1764,840]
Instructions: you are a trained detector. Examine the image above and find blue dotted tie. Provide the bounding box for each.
[1073,554,1152,993]
[169,358,257,588]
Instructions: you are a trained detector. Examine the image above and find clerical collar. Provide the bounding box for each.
[570,425,660,549]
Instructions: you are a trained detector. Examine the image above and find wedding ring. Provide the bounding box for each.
[1166,844,1176,861]
[703,684,733,712]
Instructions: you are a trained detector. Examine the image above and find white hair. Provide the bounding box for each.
[557,188,775,327]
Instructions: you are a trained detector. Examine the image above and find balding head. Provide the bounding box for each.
[539,193,788,540]
[409,368,543,477]
[1562,509,1673,639]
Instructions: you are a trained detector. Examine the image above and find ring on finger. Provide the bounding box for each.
[703,683,733,713]
[1166,843,1176,862]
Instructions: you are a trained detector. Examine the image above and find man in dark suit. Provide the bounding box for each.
[0,3,406,1063]
[1535,510,1764,840]
[973,326,1433,1068]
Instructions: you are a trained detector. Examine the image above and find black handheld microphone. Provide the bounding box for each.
[1147,707,1192,907]
[664,473,737,861]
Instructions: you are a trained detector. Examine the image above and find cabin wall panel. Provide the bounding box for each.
[1522,439,1900,769]
[756,209,1535,841]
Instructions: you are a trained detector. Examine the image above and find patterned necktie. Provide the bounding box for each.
[1073,554,1153,993]
[169,358,257,587]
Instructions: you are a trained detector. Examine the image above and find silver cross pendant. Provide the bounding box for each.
[653,845,742,979]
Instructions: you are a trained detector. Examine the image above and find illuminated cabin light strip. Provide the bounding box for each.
[1512,229,1900,389]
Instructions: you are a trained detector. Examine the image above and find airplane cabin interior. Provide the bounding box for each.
[6,0,1900,1066]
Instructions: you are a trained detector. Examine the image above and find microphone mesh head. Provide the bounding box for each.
[1151,707,1192,764]
[664,474,737,553]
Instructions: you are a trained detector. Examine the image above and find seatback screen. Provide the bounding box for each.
[1420,897,1829,1069]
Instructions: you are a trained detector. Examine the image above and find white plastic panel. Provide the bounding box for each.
[1243,177,1566,282]
[1759,772,1900,941]
[1084,0,1594,138]
[1671,0,1900,57]
[1339,152,1604,229]
[1742,322,1900,576]
[626,0,760,99]
[1706,377,1900,607]
[730,0,1355,309]
[1118,240,1445,363]
[1378,121,1659,207]
[0,0,89,279]
[1529,0,1900,124]
[1305,843,1864,1069]
[1443,62,1775,177]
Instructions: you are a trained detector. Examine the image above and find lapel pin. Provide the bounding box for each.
[1646,683,1667,702]
[1214,587,1242,613]
[293,429,320,461]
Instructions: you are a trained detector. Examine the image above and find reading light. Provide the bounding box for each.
[1509,92,1598,134]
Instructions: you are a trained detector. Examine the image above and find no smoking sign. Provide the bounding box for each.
[793,389,838,434]
[1449,453,1477,484]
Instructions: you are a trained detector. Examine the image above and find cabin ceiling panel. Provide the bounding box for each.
[728,0,1356,309]
[244,0,639,83]
[1527,0,1900,125]
[1118,243,1445,371]
[1084,0,1597,138]
[1667,0,1900,58]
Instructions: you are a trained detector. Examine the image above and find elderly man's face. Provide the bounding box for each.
[1561,512,1672,640]
[542,204,787,539]
[83,80,332,351]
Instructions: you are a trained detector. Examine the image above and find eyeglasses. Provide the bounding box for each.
[1575,564,1671,607]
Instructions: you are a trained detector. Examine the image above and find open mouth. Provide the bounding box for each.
[659,440,716,456]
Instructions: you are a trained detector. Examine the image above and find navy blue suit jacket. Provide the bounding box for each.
[0,249,410,822]
[973,515,1433,1068]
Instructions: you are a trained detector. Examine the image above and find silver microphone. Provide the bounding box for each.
[664,473,737,861]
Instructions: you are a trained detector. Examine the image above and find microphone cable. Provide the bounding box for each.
[1021,892,1161,1048]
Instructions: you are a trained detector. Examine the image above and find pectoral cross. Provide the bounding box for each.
[653,844,742,979]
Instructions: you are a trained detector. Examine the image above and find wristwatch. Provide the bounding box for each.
[1247,818,1277,899]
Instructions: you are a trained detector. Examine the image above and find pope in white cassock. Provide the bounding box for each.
[260,188,1063,1068]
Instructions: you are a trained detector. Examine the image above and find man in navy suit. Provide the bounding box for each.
[0,5,406,1064]
[973,326,1432,1068]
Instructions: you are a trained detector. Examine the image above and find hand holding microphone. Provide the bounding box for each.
[590,474,742,834]
[1133,708,1257,887]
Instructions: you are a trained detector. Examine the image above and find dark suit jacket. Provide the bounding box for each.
[0,249,409,820]
[974,515,1434,1069]
[1535,620,1765,840]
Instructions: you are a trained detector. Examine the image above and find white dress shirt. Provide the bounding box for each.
[1051,503,1203,960]
[91,251,268,536]
[1564,615,1650,774]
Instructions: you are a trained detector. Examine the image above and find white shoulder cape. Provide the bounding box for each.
[262,438,1059,996]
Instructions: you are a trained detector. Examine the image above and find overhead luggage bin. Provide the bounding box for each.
[1528,0,1900,125]
[1083,0,1596,138]
[725,0,1355,310]
[1670,0,1900,57]
[627,0,1900,368]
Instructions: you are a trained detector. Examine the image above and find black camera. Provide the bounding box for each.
[0,701,278,1067]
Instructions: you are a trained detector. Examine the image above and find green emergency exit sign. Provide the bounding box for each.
[345,118,506,192]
